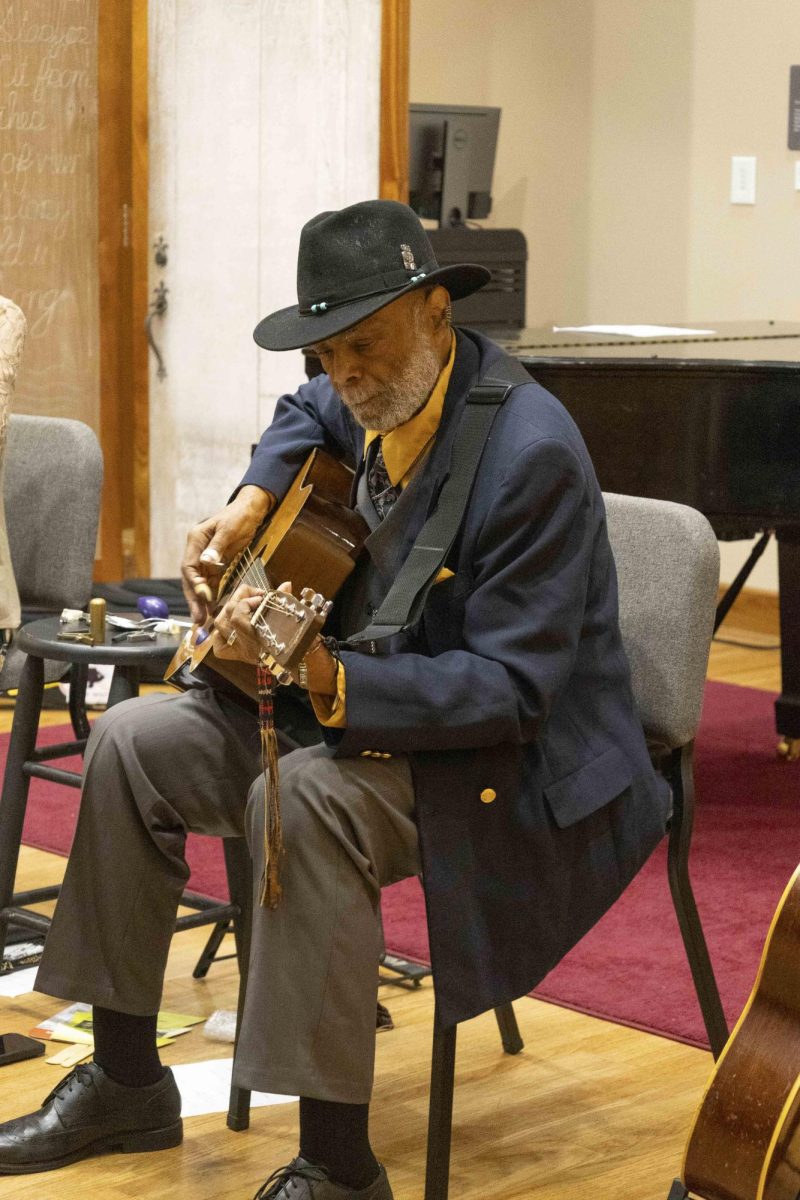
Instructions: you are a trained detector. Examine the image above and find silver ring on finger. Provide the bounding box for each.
[226,629,238,647]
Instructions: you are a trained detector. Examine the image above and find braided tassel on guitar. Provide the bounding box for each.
[256,662,283,907]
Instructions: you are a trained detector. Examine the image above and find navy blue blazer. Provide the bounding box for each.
[241,328,670,1026]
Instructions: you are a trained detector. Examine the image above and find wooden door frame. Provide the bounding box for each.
[131,0,150,578]
[380,0,410,202]
[102,0,406,583]
[96,0,149,582]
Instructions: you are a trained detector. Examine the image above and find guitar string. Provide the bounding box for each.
[222,548,310,660]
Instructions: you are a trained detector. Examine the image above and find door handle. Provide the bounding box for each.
[145,281,168,379]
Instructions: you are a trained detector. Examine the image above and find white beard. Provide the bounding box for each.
[338,339,443,433]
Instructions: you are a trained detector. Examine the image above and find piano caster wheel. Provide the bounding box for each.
[777,737,800,762]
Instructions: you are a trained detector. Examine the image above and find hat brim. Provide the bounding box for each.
[253,262,491,352]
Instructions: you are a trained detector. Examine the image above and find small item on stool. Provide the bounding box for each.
[112,628,157,644]
[88,597,107,643]
[57,630,94,645]
[60,607,88,624]
[137,595,170,620]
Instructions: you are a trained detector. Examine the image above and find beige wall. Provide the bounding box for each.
[688,0,800,321]
[411,0,595,324]
[411,0,800,589]
[586,0,694,321]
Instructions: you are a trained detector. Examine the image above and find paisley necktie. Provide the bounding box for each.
[366,438,400,520]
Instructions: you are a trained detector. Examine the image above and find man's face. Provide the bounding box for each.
[305,288,449,433]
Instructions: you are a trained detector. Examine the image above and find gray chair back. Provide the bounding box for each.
[603,492,719,750]
[4,414,103,612]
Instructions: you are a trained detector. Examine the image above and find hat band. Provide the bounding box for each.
[299,259,438,316]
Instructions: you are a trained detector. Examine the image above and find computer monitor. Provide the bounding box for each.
[409,103,501,228]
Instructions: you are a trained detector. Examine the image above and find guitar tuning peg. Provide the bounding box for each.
[300,587,314,603]
[312,593,324,610]
[321,600,333,617]
[261,650,291,685]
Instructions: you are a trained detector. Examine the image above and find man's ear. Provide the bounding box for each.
[425,285,451,331]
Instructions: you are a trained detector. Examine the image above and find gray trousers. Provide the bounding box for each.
[34,689,420,1103]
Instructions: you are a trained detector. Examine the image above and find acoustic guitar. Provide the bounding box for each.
[164,447,368,699]
[676,864,800,1200]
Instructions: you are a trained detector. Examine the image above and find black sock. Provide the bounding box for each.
[92,1006,165,1088]
[299,1097,379,1191]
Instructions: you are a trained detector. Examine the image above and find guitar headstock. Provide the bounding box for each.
[250,587,332,684]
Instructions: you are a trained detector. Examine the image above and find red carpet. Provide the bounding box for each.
[12,681,800,1050]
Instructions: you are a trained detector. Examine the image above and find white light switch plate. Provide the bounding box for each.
[731,156,756,204]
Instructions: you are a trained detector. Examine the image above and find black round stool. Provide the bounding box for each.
[0,616,248,963]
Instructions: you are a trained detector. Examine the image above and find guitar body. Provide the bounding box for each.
[164,448,367,699]
[682,865,800,1200]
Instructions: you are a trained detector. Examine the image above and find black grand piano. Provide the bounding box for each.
[492,321,800,757]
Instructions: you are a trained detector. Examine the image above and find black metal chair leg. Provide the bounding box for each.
[226,838,253,1132]
[667,743,729,1060]
[667,1181,689,1200]
[222,838,253,975]
[0,653,45,957]
[425,1006,457,1200]
[493,1003,523,1055]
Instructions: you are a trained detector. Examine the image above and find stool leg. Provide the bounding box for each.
[191,919,232,980]
[107,664,141,708]
[68,662,91,741]
[0,654,45,955]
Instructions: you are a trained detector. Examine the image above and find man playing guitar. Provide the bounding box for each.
[0,201,669,1200]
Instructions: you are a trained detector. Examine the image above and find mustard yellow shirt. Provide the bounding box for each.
[310,333,457,728]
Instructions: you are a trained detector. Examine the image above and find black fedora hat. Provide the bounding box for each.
[253,199,491,352]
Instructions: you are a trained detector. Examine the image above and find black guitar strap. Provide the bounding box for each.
[344,353,531,648]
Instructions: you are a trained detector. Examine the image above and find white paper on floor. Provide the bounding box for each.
[171,1058,297,1118]
[0,966,39,997]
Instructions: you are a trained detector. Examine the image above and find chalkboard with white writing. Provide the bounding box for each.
[0,0,99,428]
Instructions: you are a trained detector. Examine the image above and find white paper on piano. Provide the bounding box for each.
[170,1058,297,1118]
[552,324,716,338]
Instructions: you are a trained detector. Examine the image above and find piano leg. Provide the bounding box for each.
[776,531,800,760]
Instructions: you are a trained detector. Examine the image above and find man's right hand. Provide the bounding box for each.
[180,485,275,624]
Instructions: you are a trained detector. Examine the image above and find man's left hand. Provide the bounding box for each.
[214,582,339,695]
[214,584,266,664]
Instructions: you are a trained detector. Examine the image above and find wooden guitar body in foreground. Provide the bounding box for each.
[682,864,800,1200]
[164,448,367,699]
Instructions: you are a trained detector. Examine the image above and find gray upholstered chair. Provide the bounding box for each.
[604,492,728,1050]
[224,493,729,1200]
[0,415,104,736]
[422,493,729,1200]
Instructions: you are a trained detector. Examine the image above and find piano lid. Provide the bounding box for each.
[490,320,800,362]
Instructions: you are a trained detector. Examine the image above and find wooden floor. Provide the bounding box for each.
[0,626,786,1199]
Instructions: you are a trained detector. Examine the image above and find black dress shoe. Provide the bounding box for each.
[254,1157,394,1199]
[0,1061,182,1174]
